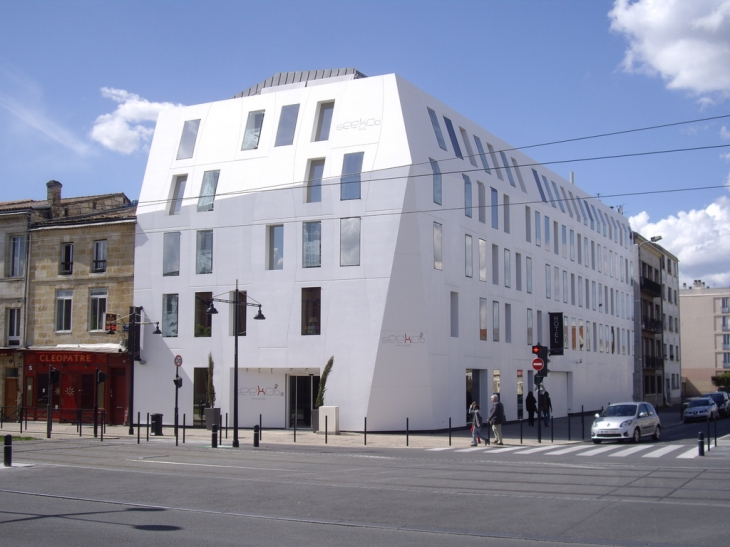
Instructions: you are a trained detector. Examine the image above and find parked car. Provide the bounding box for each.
[591,402,661,444]
[702,392,730,418]
[683,397,719,422]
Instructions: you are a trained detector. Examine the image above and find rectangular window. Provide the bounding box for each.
[465,235,473,278]
[434,222,443,270]
[196,230,213,274]
[577,234,582,265]
[460,127,477,166]
[480,297,488,341]
[492,244,499,285]
[302,287,321,335]
[430,159,442,205]
[543,215,550,251]
[504,249,511,288]
[473,136,491,173]
[515,252,522,291]
[341,152,363,201]
[487,143,503,180]
[491,188,498,229]
[7,308,20,346]
[505,303,512,343]
[197,170,220,212]
[527,308,534,345]
[554,221,559,255]
[563,271,568,304]
[479,239,487,282]
[526,257,533,294]
[450,292,459,337]
[503,194,510,233]
[584,237,590,268]
[9,236,25,277]
[492,301,500,341]
[194,291,212,337]
[60,243,73,275]
[464,175,473,217]
[274,104,299,147]
[176,119,200,160]
[306,159,325,203]
[314,102,335,142]
[55,289,73,331]
[89,288,107,331]
[546,264,552,299]
[340,217,360,267]
[162,294,178,337]
[443,116,462,158]
[163,232,181,276]
[92,240,107,273]
[303,221,321,268]
[554,267,560,302]
[571,273,576,305]
[242,110,265,150]
[525,206,531,243]
[478,182,486,223]
[268,225,284,270]
[535,211,541,246]
[169,175,187,215]
[427,108,447,150]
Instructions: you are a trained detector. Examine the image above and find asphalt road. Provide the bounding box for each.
[2,427,730,547]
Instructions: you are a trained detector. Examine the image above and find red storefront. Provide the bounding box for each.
[22,349,131,425]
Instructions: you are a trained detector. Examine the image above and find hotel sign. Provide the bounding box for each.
[548,313,564,356]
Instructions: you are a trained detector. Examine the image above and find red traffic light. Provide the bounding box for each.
[532,345,541,355]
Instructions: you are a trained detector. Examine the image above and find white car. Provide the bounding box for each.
[591,402,661,444]
[683,397,719,422]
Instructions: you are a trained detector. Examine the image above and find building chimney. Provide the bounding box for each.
[46,180,62,218]
[570,171,575,184]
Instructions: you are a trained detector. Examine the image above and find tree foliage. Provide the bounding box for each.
[207,352,216,407]
[711,372,730,389]
[315,356,334,408]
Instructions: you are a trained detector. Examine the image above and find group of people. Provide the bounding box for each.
[469,390,552,446]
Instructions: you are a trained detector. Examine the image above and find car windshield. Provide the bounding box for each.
[689,398,712,408]
[704,394,724,404]
[602,404,637,417]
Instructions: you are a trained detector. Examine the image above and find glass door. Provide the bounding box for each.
[288,375,320,428]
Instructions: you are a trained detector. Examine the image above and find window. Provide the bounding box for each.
[577,234,582,265]
[555,267,560,302]
[460,127,477,166]
[527,308,533,345]
[479,298,488,341]
[443,116,462,158]
[505,303,512,343]
[302,287,321,335]
[491,188,498,229]
[562,225,567,258]
[427,108,447,150]
[525,206,531,243]
[487,143,503,180]
[503,194,510,233]
[341,152,364,200]
[9,236,25,277]
[465,235,473,277]
[162,294,178,337]
[450,292,459,337]
[544,215,550,250]
[274,104,299,147]
[242,110,265,150]
[546,264,551,299]
[526,257,533,294]
[511,158,527,192]
[340,218,360,266]
[479,239,487,282]
[197,170,220,212]
[478,182,486,223]
[195,292,212,337]
[433,222,442,270]
[7,308,20,346]
[492,301,500,341]
[464,175,473,217]
[268,225,284,270]
[504,249,511,288]
[563,271,568,303]
[196,230,213,274]
[535,211,541,246]
[303,221,321,268]
[492,244,499,285]
[60,243,73,275]
[176,119,200,160]
[554,221,559,255]
[55,289,73,331]
[474,136,491,173]
[306,159,325,203]
[92,240,107,273]
[163,232,181,276]
[515,252,522,291]
[314,102,334,142]
[500,151,516,187]
[89,288,107,331]
[169,175,187,215]
[430,159,442,205]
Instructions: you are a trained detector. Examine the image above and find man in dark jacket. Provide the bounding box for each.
[488,394,506,445]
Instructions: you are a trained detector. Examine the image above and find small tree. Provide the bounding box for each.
[207,352,216,407]
[315,356,334,408]
[711,372,730,390]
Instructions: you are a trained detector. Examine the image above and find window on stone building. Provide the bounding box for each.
[60,243,73,275]
[55,289,73,331]
[89,288,107,331]
[92,240,107,273]
[9,235,25,277]
[7,308,20,346]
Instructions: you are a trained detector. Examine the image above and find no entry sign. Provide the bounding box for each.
[532,357,544,371]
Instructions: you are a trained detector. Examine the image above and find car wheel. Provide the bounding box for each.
[652,425,661,441]
[632,428,640,444]
[592,439,601,444]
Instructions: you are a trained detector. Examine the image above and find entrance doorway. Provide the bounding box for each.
[288,375,319,428]
[110,368,127,425]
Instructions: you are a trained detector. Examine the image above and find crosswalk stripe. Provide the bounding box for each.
[455,447,482,452]
[609,445,653,457]
[547,445,589,455]
[517,445,559,454]
[485,446,524,453]
[642,445,684,458]
[676,447,699,459]
[427,447,454,451]
[578,445,621,456]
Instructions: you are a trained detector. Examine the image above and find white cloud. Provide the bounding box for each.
[630,194,730,287]
[90,88,181,154]
[722,126,730,139]
[609,0,730,101]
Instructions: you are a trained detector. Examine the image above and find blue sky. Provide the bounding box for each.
[1,0,729,286]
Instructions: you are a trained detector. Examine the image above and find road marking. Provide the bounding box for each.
[577,445,621,456]
[642,445,684,458]
[427,447,455,451]
[546,445,589,455]
[455,447,482,452]
[483,446,525,453]
[516,445,559,454]
[676,447,699,459]
[609,445,653,457]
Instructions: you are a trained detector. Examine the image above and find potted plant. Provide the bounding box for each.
[312,356,333,432]
[203,352,220,430]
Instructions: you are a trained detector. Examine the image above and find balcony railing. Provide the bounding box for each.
[641,316,663,333]
[59,261,73,275]
[643,356,662,369]
[640,276,662,297]
[92,259,107,273]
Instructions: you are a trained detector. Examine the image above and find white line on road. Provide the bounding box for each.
[676,447,699,459]
[642,445,684,458]
[546,445,590,455]
[609,445,653,457]
[577,445,621,456]
[516,445,559,454]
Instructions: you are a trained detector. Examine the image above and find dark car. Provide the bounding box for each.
[703,392,730,418]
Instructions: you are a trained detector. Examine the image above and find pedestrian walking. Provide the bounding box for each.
[525,390,537,426]
[542,391,552,427]
[488,394,506,445]
[468,401,483,446]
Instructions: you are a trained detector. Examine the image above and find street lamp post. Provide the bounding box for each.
[206,280,265,448]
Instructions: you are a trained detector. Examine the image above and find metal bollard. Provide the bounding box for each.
[325,415,328,445]
[698,432,705,456]
[364,417,367,446]
[406,417,409,447]
[259,414,262,441]
[449,417,452,447]
[253,424,260,448]
[211,424,219,448]
[4,434,11,467]
[551,417,554,443]
[137,412,140,444]
[707,420,711,452]
[183,414,186,444]
[520,418,523,444]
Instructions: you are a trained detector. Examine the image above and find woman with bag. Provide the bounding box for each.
[525,391,537,426]
[469,401,483,446]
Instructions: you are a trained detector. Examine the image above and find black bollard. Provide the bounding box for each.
[707,419,711,452]
[364,417,367,446]
[520,418,523,444]
[137,412,140,444]
[581,405,585,440]
[4,434,11,467]
[212,424,218,448]
[146,413,150,442]
[325,415,328,445]
[253,424,260,448]
[714,415,718,447]
[449,417,452,447]
[259,414,262,441]
[698,432,705,456]
[183,414,186,444]
[406,417,409,447]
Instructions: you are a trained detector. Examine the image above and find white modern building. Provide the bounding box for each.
[133,69,635,431]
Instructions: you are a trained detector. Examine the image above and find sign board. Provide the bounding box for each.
[548,312,564,355]
[532,358,544,371]
[174,355,183,367]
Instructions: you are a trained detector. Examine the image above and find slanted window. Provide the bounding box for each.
[196,230,213,274]
[443,116,462,158]
[340,217,360,267]
[306,159,325,203]
[430,159,442,205]
[9,236,25,277]
[7,308,20,346]
[302,287,321,335]
[268,225,283,270]
[487,143,503,181]
[194,291,212,337]
[460,127,477,166]
[341,152,363,200]
[162,294,178,337]
[55,289,73,331]
[464,175,472,217]
[303,221,321,268]
[163,232,181,276]
[92,240,107,273]
[197,170,220,212]
[89,288,107,331]
[499,151,516,187]
[241,110,265,150]
[532,170,547,203]
[274,104,299,147]
[314,102,334,142]
[433,222,442,270]
[427,108,447,150]
[474,136,492,174]
[511,157,527,192]
[176,119,200,160]
[60,243,73,275]
[169,175,187,215]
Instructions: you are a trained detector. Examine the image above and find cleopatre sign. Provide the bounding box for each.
[548,313,564,356]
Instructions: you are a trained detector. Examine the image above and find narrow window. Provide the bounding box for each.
[464,175,473,217]
[163,232,181,276]
[197,170,220,212]
[268,225,284,270]
[473,136,491,173]
[341,152,363,200]
[443,116,462,158]
[511,157,527,192]
[504,249,511,288]
[480,297,488,341]
[89,288,107,331]
[314,102,334,142]
[532,170,547,202]
[554,267,560,302]
[570,230,575,261]
[525,206,531,243]
[503,194,510,233]
[162,294,178,337]
[487,143,503,180]
[460,127,477,166]
[492,244,499,285]
[274,104,299,147]
[478,182,486,223]
[450,292,459,337]
[60,243,74,275]
[554,221,559,255]
[577,234,583,264]
[241,110,265,150]
[505,303,512,343]
[535,211,541,246]
[302,287,321,335]
[554,183,568,214]
[9,236,25,277]
[492,301,500,342]
[169,175,187,215]
[430,158,442,205]
[562,225,567,258]
[433,222,443,270]
[340,217,361,266]
[515,252,522,291]
[563,271,569,304]
[306,159,325,203]
[545,264,551,299]
[499,151,516,187]
[526,257,533,294]
[194,291,212,337]
[196,230,213,274]
[490,188,498,229]
[303,221,321,268]
[92,240,107,273]
[427,108,447,150]
[55,289,73,331]
[7,308,20,346]
[544,216,550,251]
[527,308,533,345]
[479,239,487,282]
[542,175,557,208]
[176,119,200,160]
[465,235,473,278]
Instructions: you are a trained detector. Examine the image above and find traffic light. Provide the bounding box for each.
[173,377,183,388]
[531,344,550,377]
[49,367,60,385]
[96,369,108,384]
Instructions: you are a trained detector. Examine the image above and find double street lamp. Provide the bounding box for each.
[206,280,265,448]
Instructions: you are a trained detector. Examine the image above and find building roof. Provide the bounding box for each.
[233,68,366,98]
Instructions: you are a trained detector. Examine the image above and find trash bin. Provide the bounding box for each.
[151,413,163,436]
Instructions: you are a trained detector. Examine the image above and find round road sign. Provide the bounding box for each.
[174,355,183,367]
[531,357,544,371]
